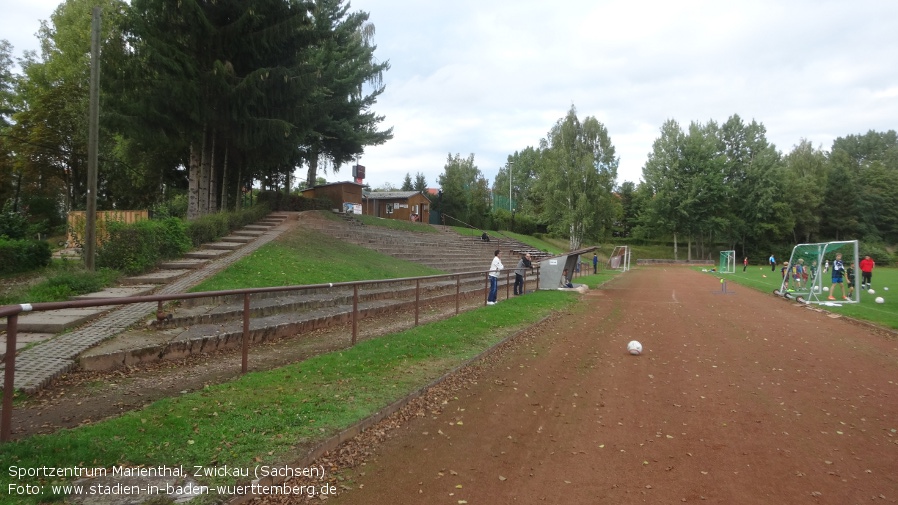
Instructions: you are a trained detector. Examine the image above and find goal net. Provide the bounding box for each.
[608,246,631,272]
[777,240,859,305]
[719,250,736,274]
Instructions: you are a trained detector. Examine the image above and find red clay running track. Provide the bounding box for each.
[262,267,898,504]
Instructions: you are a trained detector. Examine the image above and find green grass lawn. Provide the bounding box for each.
[0,291,579,504]
[320,211,439,234]
[190,228,443,292]
[703,265,898,330]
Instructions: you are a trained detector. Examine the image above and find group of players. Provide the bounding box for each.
[781,253,875,300]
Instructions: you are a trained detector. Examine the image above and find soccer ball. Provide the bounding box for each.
[868,289,875,295]
[885,287,890,291]
[627,340,643,355]
[875,297,885,304]
[823,286,829,292]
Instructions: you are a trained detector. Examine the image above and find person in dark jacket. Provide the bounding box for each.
[514,253,532,295]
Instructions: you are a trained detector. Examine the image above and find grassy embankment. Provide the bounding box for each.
[1,220,596,504]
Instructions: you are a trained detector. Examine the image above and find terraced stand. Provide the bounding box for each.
[0,213,292,392]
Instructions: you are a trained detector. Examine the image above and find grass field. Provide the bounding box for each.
[702,265,898,330]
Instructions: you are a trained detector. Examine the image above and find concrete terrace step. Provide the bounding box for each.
[0,333,54,361]
[78,289,488,371]
[220,235,254,243]
[0,307,114,333]
[158,259,210,270]
[184,249,232,260]
[242,224,274,231]
[72,285,157,300]
[202,241,244,251]
[147,277,497,329]
[121,269,192,285]
[231,229,266,237]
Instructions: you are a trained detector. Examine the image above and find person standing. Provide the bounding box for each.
[769,253,776,272]
[593,253,598,274]
[514,253,532,295]
[743,257,749,272]
[487,249,503,305]
[860,255,875,289]
[828,253,847,300]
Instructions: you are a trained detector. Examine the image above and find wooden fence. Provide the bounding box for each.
[66,210,148,248]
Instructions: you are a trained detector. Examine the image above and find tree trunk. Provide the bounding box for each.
[673,232,679,261]
[198,126,211,216]
[307,146,319,187]
[220,146,229,211]
[688,236,692,261]
[187,141,200,219]
[208,130,218,213]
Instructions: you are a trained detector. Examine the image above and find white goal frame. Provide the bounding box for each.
[608,246,631,272]
[777,240,859,305]
[719,250,736,274]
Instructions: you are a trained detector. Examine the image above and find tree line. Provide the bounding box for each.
[0,0,391,228]
[436,108,897,259]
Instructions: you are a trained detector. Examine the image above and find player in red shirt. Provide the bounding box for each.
[860,255,875,289]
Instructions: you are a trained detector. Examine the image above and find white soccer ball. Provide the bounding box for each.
[627,340,643,355]
[813,286,820,293]
[868,289,875,295]
[823,286,829,292]
[875,297,885,304]
[885,287,890,291]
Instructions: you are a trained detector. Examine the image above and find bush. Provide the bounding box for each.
[97,218,191,275]
[0,200,29,240]
[184,204,270,247]
[0,238,52,275]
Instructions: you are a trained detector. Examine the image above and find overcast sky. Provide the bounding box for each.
[4,0,897,189]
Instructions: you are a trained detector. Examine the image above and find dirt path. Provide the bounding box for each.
[262,267,898,504]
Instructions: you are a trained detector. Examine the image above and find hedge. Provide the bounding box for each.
[0,238,52,275]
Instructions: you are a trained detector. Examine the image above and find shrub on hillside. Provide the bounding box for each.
[184,204,270,247]
[0,201,29,240]
[0,238,52,275]
[97,218,191,274]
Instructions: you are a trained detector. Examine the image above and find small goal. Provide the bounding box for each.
[719,250,736,273]
[608,246,631,272]
[777,240,859,304]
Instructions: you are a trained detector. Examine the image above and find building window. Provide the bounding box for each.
[386,203,394,214]
[413,204,419,214]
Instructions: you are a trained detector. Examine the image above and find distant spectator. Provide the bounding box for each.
[593,253,598,274]
[743,257,748,272]
[769,253,776,272]
[481,232,490,242]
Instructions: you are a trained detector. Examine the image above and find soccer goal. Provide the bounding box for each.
[608,246,631,272]
[777,240,859,305]
[719,250,736,273]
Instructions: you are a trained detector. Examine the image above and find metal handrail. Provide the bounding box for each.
[1,265,540,442]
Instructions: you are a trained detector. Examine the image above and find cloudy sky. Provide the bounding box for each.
[4,0,897,189]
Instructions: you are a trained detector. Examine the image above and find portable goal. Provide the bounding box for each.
[719,250,736,273]
[777,240,859,305]
[608,246,631,272]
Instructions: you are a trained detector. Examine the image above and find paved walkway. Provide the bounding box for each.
[1,213,298,393]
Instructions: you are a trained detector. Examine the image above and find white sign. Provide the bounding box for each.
[549,259,558,265]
